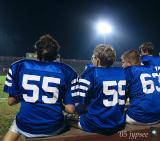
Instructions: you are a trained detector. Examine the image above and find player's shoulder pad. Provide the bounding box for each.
[125,65,154,73]
[123,66,133,73]
[55,62,77,76]
[10,58,29,67]
[141,55,154,62]
[81,66,95,77]
[112,66,124,71]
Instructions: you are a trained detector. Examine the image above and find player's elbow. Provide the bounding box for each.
[65,104,75,114]
[8,100,14,106]
[8,96,17,106]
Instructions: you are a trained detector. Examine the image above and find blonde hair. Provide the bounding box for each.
[121,50,140,65]
[93,44,116,67]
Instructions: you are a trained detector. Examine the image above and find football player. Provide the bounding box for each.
[76,44,127,135]
[3,34,77,141]
[139,42,160,72]
[121,50,160,124]
[84,63,94,70]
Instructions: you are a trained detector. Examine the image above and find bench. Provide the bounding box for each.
[26,124,160,141]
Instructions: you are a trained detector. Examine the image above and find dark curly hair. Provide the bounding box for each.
[34,34,60,61]
[139,42,154,55]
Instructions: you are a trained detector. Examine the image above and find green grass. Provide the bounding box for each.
[0,101,19,136]
[0,75,19,137]
[0,75,8,98]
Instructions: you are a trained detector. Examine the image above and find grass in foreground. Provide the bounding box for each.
[0,75,19,137]
[0,100,19,137]
[0,75,8,98]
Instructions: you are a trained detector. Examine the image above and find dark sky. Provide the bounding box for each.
[0,0,160,60]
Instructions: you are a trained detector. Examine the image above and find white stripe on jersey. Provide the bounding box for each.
[5,81,12,87]
[79,92,86,97]
[6,74,12,81]
[71,85,79,90]
[71,92,79,97]
[79,85,88,91]
[119,99,125,105]
[72,92,86,97]
[9,68,12,75]
[71,79,78,84]
[79,79,90,85]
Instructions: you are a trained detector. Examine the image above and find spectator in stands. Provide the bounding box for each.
[72,44,127,135]
[3,34,77,141]
[139,42,160,72]
[121,50,160,124]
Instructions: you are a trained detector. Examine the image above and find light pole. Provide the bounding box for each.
[97,21,112,44]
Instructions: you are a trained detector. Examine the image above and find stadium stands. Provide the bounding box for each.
[0,56,24,75]
[0,56,121,75]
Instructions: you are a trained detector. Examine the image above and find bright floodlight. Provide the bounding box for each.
[97,21,112,34]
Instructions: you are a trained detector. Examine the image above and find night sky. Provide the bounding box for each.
[0,0,160,60]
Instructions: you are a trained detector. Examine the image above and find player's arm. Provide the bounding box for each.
[63,70,78,114]
[8,96,19,106]
[76,68,94,114]
[64,104,75,114]
[123,67,133,100]
[3,63,20,105]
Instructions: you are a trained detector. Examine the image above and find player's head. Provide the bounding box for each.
[121,50,141,68]
[139,42,154,56]
[34,34,60,61]
[91,44,116,67]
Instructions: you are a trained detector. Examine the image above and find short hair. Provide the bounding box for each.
[121,50,140,65]
[34,34,60,61]
[93,44,116,67]
[139,42,154,55]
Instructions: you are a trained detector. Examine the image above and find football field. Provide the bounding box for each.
[0,75,19,137]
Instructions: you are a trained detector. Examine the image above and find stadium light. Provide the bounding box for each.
[97,21,112,34]
[96,21,112,44]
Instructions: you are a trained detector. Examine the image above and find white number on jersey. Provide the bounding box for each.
[22,74,60,104]
[140,73,160,94]
[103,80,126,107]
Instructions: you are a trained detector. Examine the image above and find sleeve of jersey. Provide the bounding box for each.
[3,64,19,96]
[78,69,93,105]
[63,70,78,105]
[123,67,134,98]
[124,67,133,83]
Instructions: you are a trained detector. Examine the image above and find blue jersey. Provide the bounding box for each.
[4,59,77,134]
[84,64,94,70]
[124,66,160,123]
[78,67,127,133]
[141,55,160,72]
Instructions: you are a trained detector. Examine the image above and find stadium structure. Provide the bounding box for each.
[0,53,121,75]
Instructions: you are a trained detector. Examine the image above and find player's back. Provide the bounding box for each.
[124,65,160,123]
[141,55,160,71]
[79,67,127,133]
[4,59,77,134]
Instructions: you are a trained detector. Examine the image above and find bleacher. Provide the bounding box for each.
[62,59,90,75]
[0,56,24,75]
